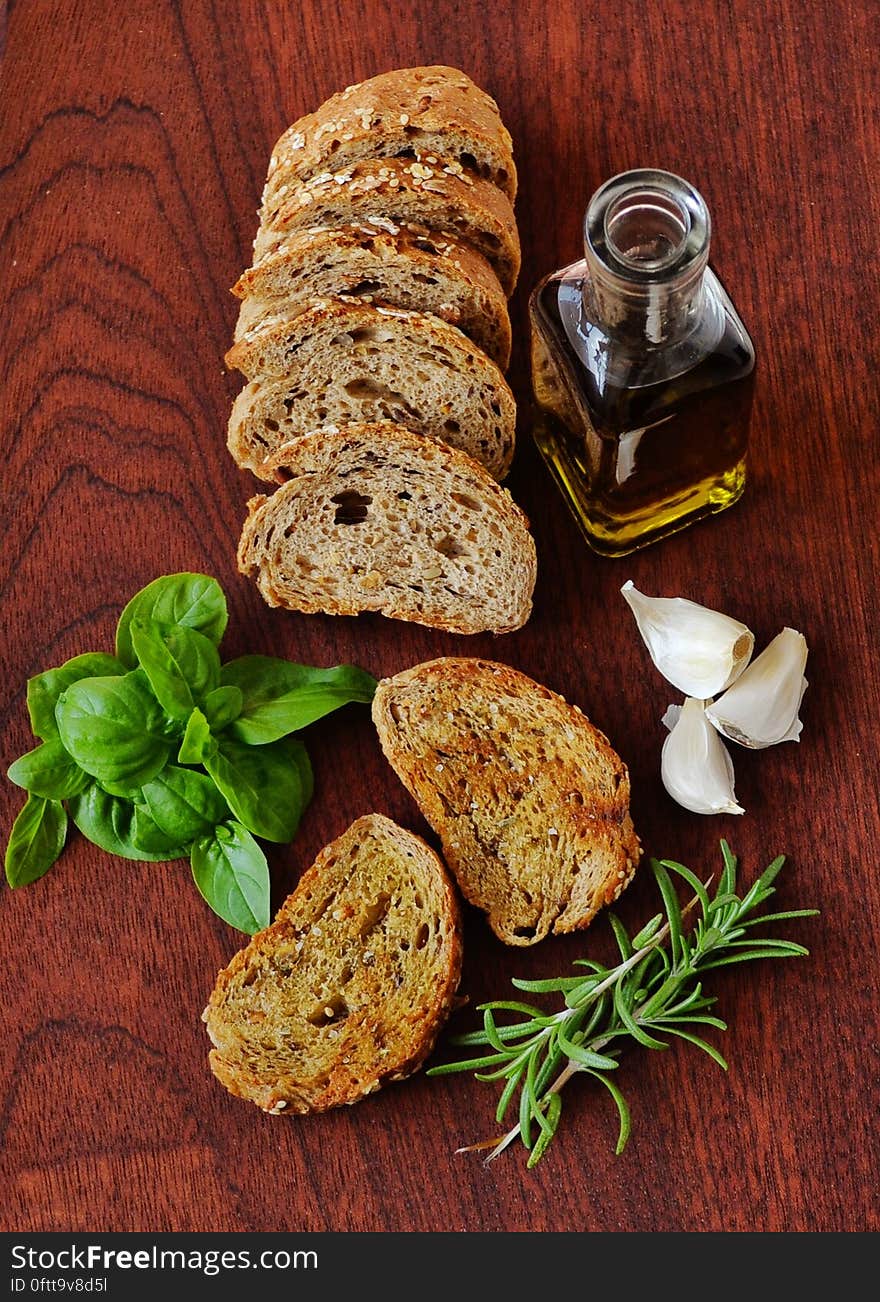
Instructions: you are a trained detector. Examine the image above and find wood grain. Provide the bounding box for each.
[1,0,878,1233]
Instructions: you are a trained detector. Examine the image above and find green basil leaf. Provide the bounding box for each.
[97,776,153,799]
[202,685,243,732]
[7,739,89,799]
[129,803,191,856]
[5,794,67,887]
[27,653,125,741]
[140,765,229,843]
[115,573,228,669]
[55,670,172,793]
[177,708,215,765]
[130,621,221,721]
[204,736,312,843]
[191,820,270,933]
[221,657,377,744]
[289,736,315,808]
[69,784,187,861]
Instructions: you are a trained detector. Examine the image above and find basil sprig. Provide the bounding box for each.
[4,573,377,932]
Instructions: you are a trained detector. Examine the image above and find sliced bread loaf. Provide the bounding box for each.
[232,223,511,370]
[262,65,516,222]
[237,424,536,635]
[226,300,516,481]
[372,659,642,945]
[204,814,462,1114]
[253,157,520,296]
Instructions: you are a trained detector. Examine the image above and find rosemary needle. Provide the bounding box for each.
[429,841,818,1168]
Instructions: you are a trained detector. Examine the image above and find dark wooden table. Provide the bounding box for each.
[1,0,877,1235]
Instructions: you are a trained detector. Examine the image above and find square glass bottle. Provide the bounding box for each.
[529,169,756,556]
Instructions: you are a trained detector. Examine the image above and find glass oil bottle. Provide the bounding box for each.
[529,169,755,556]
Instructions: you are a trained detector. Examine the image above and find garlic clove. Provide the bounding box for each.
[777,677,809,743]
[621,580,754,698]
[661,697,745,816]
[705,628,808,749]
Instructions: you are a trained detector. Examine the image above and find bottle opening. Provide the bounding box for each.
[585,169,710,286]
[604,188,691,272]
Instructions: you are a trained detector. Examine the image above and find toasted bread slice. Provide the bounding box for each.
[232,223,511,370]
[226,300,516,482]
[261,65,516,221]
[372,659,642,945]
[253,157,520,295]
[204,814,462,1114]
[237,424,536,635]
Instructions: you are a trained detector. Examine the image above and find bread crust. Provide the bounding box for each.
[204,814,463,1114]
[372,659,642,945]
[237,423,536,635]
[253,156,521,296]
[231,222,511,370]
[262,65,516,216]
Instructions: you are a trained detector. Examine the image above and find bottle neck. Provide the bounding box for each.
[583,170,711,347]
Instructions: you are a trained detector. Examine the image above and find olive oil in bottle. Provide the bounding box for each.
[529,169,755,556]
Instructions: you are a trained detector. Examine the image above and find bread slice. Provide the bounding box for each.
[261,65,516,223]
[237,424,536,635]
[252,157,520,296]
[232,223,511,370]
[226,300,516,482]
[204,815,462,1114]
[372,659,642,945]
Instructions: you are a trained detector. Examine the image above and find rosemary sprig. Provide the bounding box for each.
[428,842,818,1167]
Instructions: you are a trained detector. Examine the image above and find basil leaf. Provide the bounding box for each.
[5,795,67,887]
[191,821,270,933]
[115,573,228,669]
[202,685,243,732]
[289,737,315,808]
[27,653,125,741]
[69,784,188,861]
[129,803,191,856]
[204,736,312,842]
[177,708,215,765]
[7,739,89,799]
[55,670,173,793]
[222,657,377,745]
[140,765,229,843]
[130,621,221,721]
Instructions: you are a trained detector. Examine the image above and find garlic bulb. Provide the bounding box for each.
[705,628,808,749]
[661,697,744,816]
[621,581,754,698]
